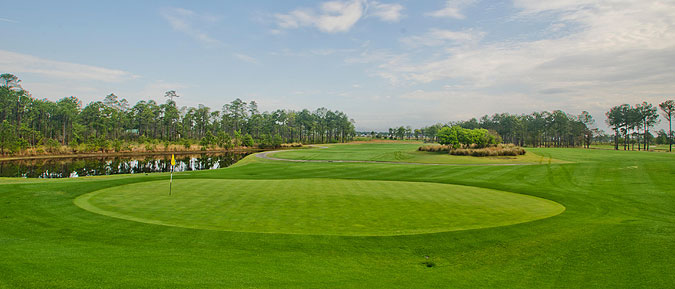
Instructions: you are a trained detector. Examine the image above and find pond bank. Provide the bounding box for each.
[0,148,262,162]
[0,151,257,178]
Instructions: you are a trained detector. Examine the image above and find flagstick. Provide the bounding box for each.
[169,165,173,196]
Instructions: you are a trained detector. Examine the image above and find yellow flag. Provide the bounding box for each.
[171,154,176,166]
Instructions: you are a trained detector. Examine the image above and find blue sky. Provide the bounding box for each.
[1,0,674,131]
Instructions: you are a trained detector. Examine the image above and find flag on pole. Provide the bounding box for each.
[169,154,175,195]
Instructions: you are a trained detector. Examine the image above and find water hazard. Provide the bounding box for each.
[0,152,252,178]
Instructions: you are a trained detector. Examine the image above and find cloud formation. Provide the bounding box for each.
[0,17,17,23]
[161,7,223,47]
[368,1,405,22]
[274,0,403,33]
[234,53,261,65]
[426,0,476,19]
[400,28,484,47]
[0,49,137,82]
[336,0,675,128]
[373,1,675,100]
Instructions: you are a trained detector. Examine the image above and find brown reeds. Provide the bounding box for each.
[418,144,526,157]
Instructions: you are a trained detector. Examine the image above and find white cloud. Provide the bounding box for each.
[160,7,223,47]
[274,0,403,33]
[513,0,596,15]
[426,0,476,19]
[0,17,17,23]
[375,1,675,89]
[275,0,365,33]
[368,1,404,22]
[0,49,137,82]
[233,53,260,65]
[400,28,484,47]
[352,0,675,128]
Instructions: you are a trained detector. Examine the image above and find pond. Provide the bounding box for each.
[0,152,253,178]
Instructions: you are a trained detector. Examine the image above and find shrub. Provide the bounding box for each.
[419,144,525,157]
[242,134,254,147]
[45,138,61,153]
[145,142,155,152]
[113,140,123,152]
[217,132,232,149]
[281,143,303,148]
[436,126,501,148]
[69,141,79,153]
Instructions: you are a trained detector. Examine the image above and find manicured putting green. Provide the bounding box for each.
[75,179,564,236]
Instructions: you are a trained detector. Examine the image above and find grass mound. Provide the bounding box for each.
[74,178,564,236]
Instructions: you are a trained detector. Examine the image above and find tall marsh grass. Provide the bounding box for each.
[418,144,526,157]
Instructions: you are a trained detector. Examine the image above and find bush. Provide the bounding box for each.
[418,144,525,157]
[281,143,303,148]
[242,134,254,147]
[436,126,500,148]
[257,134,284,149]
[201,131,216,148]
[145,142,155,152]
[113,140,123,152]
[69,141,79,153]
[45,138,61,153]
[217,132,232,149]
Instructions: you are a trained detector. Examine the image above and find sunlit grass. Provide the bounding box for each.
[1,144,674,288]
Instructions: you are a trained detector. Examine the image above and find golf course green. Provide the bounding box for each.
[269,142,566,164]
[74,179,564,235]
[1,143,675,288]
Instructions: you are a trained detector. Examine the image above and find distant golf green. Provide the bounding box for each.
[269,142,564,164]
[75,179,563,236]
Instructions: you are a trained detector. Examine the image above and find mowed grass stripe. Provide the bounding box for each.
[75,179,564,236]
[3,146,675,288]
[270,143,564,164]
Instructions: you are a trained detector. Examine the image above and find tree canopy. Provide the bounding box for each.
[0,73,356,154]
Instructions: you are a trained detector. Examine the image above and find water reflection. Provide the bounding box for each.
[0,152,251,178]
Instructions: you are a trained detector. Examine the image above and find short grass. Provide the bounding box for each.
[271,143,565,164]
[75,179,563,236]
[1,144,675,288]
[591,143,671,152]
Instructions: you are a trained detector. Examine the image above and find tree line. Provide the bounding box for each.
[378,110,598,148]
[378,100,673,152]
[606,101,674,152]
[0,73,356,154]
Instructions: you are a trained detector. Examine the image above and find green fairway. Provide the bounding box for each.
[75,179,563,236]
[270,142,565,164]
[1,144,675,288]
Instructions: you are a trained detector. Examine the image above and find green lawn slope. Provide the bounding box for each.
[269,142,566,164]
[0,144,674,288]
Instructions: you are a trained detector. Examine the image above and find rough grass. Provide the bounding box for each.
[419,144,527,156]
[270,142,558,164]
[0,144,674,288]
[280,142,303,148]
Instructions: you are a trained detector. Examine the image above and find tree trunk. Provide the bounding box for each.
[670,117,672,152]
[644,123,648,151]
[62,120,66,145]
